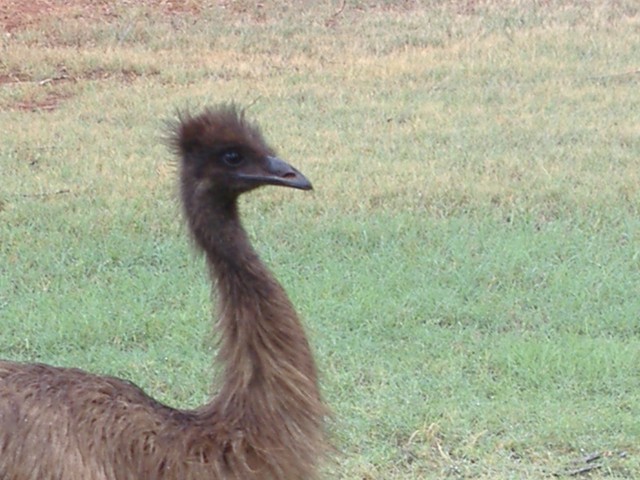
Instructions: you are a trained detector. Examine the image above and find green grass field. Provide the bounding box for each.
[1,1,639,478]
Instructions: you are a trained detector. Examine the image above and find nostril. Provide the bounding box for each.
[282,172,296,179]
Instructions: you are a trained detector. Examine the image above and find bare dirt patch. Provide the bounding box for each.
[0,72,32,85]
[81,67,160,83]
[13,91,74,112]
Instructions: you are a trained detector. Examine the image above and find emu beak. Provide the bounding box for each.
[239,156,313,191]
[265,156,313,190]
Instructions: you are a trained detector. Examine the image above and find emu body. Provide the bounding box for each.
[0,106,328,479]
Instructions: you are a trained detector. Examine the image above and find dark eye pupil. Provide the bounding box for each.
[222,151,242,166]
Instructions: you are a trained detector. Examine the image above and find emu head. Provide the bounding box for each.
[171,105,312,202]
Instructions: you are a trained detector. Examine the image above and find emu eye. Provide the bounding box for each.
[220,150,243,167]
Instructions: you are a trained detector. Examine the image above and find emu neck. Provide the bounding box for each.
[189,196,321,423]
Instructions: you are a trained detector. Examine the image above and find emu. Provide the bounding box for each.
[0,105,328,479]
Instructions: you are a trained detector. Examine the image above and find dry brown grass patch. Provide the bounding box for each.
[0,0,115,32]
[0,0,200,33]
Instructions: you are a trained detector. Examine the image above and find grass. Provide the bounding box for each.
[1,1,639,478]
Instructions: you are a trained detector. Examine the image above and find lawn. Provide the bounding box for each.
[1,1,639,478]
